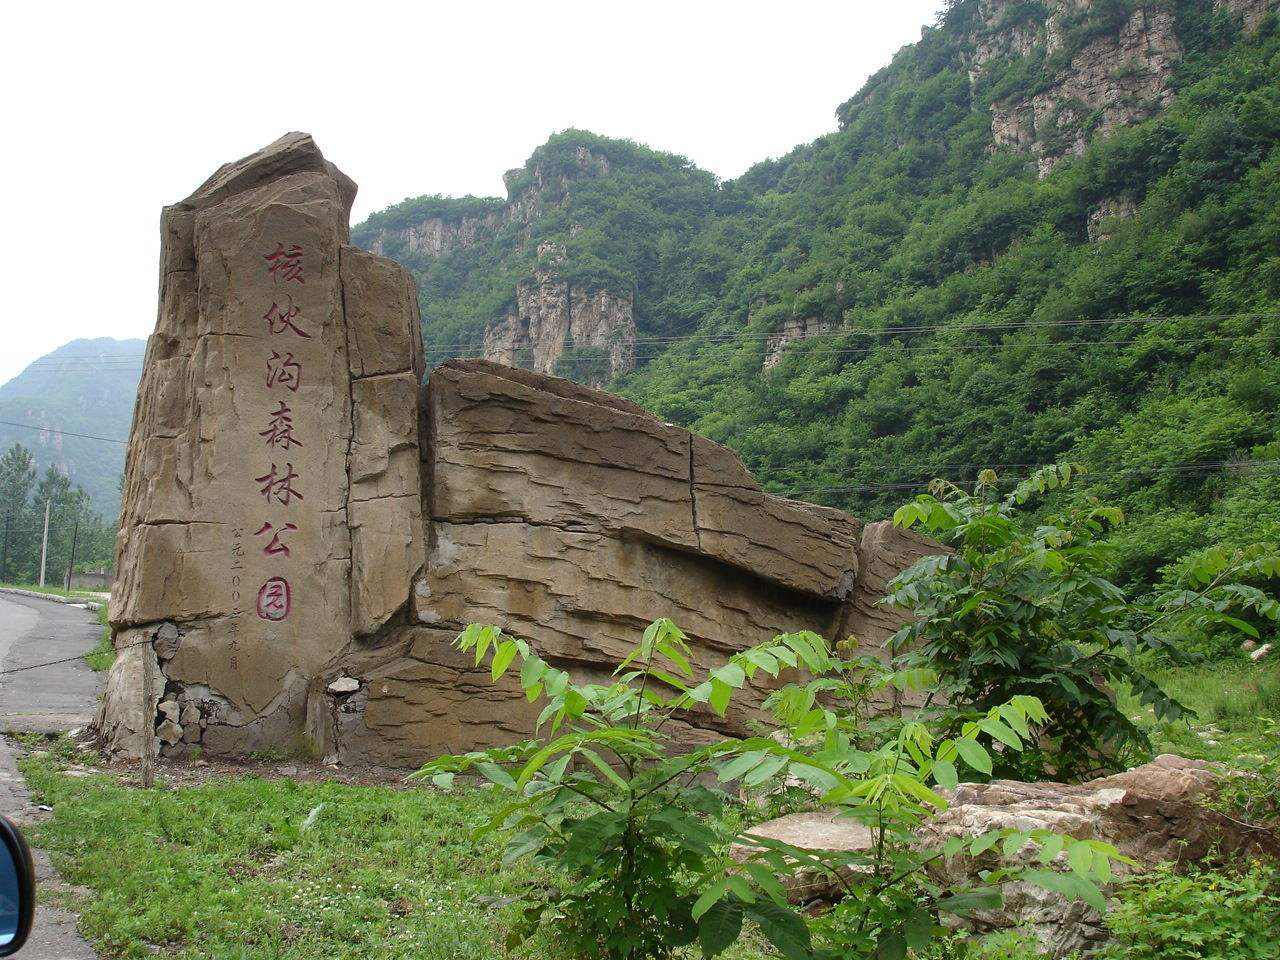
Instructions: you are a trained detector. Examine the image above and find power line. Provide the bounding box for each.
[17,310,1280,368]
[0,420,128,445]
[774,459,1280,497]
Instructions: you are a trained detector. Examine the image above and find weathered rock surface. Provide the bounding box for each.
[102,133,937,769]
[742,755,1280,957]
[483,241,636,384]
[1216,0,1278,32]
[973,1,1184,177]
[1086,194,1136,242]
[762,315,840,370]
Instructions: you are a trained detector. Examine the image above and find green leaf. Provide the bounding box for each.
[1022,868,1106,912]
[714,662,747,688]
[1067,841,1093,876]
[955,738,992,775]
[519,655,547,691]
[979,717,1022,749]
[970,831,1001,856]
[932,759,959,789]
[904,909,934,950]
[717,750,767,783]
[743,900,811,960]
[490,640,519,681]
[937,887,1002,916]
[578,747,629,792]
[744,862,790,906]
[1038,832,1065,863]
[697,897,744,957]
[875,931,907,960]
[474,762,516,789]
[709,678,733,716]
[742,755,788,787]
[692,878,731,922]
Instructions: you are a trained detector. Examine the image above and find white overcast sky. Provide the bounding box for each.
[0,0,942,388]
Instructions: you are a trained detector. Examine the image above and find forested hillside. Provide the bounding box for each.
[354,0,1280,592]
[0,337,143,523]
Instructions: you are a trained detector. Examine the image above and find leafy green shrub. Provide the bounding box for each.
[416,620,1123,960]
[1096,860,1280,960]
[888,465,1280,780]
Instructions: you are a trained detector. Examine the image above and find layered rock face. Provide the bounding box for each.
[972,1,1184,177]
[100,134,938,769]
[361,148,637,387]
[482,241,636,385]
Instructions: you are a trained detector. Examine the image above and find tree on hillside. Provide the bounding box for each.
[0,443,114,585]
[0,443,36,581]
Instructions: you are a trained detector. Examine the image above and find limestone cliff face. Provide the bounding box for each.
[972,1,1183,177]
[482,242,636,385]
[763,315,841,370]
[364,211,503,260]
[360,146,635,385]
[1216,0,1277,32]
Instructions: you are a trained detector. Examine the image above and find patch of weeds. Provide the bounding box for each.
[1096,859,1280,960]
[84,605,114,672]
[14,756,776,960]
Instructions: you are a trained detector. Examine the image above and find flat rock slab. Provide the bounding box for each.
[0,593,104,734]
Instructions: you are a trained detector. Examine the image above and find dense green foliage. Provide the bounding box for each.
[1097,859,1280,960]
[357,1,1280,600]
[0,442,114,586]
[887,464,1280,778]
[351,131,719,370]
[419,619,1121,960]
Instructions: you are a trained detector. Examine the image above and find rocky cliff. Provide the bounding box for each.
[971,0,1276,178]
[972,1,1184,177]
[356,145,637,385]
[482,241,635,384]
[98,135,937,769]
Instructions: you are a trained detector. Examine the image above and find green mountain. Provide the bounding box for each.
[0,337,145,523]
[354,0,1280,591]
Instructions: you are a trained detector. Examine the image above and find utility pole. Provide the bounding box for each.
[1,515,9,583]
[37,499,50,588]
[64,518,79,592]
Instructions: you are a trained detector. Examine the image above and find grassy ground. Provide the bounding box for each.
[21,743,534,960]
[1121,657,1280,766]
[84,605,114,672]
[19,740,770,960]
[14,655,1277,959]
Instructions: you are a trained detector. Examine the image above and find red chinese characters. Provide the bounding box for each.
[259,401,303,449]
[263,300,311,338]
[254,521,297,558]
[264,243,305,284]
[266,351,302,392]
[255,463,304,506]
[255,577,291,621]
[251,242,310,624]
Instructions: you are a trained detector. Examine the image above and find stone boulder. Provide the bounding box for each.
[739,755,1280,957]
[100,133,942,769]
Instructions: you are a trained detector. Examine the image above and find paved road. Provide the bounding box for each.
[0,593,103,734]
[0,592,102,959]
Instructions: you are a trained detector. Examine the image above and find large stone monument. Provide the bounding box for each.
[98,134,937,767]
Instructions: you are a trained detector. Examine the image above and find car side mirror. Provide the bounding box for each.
[0,816,34,956]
